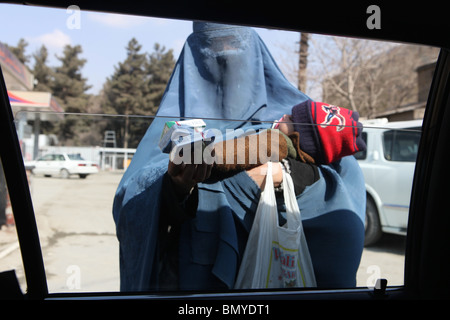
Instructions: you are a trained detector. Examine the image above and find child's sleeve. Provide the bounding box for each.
[212,129,288,173]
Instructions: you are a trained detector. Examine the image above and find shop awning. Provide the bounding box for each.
[8,90,64,121]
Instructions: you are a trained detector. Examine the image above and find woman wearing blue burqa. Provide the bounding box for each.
[113,22,366,292]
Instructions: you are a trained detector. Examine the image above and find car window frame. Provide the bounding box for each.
[0,68,48,299]
[353,132,367,160]
[1,2,449,301]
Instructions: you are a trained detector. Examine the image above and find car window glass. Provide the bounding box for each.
[41,154,54,161]
[383,129,421,162]
[68,154,83,161]
[392,131,420,162]
[0,4,438,294]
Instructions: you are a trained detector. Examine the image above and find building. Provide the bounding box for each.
[0,42,63,160]
[374,61,436,122]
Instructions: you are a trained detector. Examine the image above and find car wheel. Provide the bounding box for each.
[364,196,382,246]
[79,174,88,179]
[60,169,70,179]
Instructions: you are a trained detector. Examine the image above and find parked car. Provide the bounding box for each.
[355,120,422,245]
[25,153,99,179]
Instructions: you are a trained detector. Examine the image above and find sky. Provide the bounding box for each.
[0,3,303,96]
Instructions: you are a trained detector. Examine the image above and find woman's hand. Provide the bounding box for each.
[168,161,213,197]
[246,162,283,190]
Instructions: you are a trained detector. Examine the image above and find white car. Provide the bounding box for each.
[356,119,422,245]
[26,153,99,179]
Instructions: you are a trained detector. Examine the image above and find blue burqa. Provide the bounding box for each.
[113,22,366,291]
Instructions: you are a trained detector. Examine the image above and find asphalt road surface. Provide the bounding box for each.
[0,171,405,294]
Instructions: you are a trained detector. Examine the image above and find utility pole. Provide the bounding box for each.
[298,32,310,92]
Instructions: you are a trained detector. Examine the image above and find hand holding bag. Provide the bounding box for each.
[234,161,316,289]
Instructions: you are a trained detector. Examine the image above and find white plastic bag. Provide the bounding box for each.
[234,161,316,289]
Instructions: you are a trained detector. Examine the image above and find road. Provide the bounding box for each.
[0,171,405,294]
[0,171,121,293]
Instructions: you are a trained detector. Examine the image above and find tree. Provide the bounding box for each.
[52,44,91,111]
[32,45,52,92]
[102,38,149,149]
[6,38,30,66]
[316,37,439,118]
[308,36,394,116]
[51,44,92,144]
[146,43,175,115]
[297,33,310,92]
[28,44,56,137]
[102,39,176,148]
